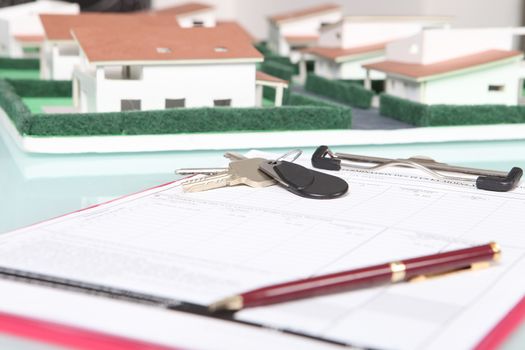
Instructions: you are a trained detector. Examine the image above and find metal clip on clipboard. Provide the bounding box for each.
[312,146,523,192]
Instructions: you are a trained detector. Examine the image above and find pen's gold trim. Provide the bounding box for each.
[490,242,502,262]
[208,295,244,313]
[470,261,491,271]
[390,261,406,282]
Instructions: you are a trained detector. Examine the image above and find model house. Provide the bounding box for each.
[72,23,287,112]
[152,2,216,27]
[267,3,342,63]
[364,28,525,105]
[302,16,452,82]
[0,0,79,58]
[40,13,180,80]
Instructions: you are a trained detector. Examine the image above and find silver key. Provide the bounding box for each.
[183,158,276,193]
[224,152,247,161]
[176,152,248,176]
[176,168,228,176]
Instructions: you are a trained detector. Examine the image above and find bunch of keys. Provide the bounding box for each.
[176,150,348,200]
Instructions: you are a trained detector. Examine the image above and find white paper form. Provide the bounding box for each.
[0,278,343,350]
[0,161,524,350]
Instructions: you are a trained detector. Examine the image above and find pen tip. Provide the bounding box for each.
[208,295,244,313]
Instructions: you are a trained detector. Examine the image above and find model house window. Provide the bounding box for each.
[166,98,186,108]
[488,85,505,92]
[192,20,204,27]
[121,99,141,111]
[214,99,231,107]
[292,44,308,50]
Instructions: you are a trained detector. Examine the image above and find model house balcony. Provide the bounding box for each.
[103,65,143,80]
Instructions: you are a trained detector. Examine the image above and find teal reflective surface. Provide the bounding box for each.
[1,124,524,349]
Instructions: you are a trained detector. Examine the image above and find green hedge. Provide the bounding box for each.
[427,105,525,126]
[260,61,294,103]
[379,94,429,126]
[0,57,39,70]
[286,92,352,127]
[265,56,299,74]
[305,74,374,109]
[0,80,32,133]
[255,41,272,56]
[6,79,72,97]
[255,41,299,74]
[340,79,385,94]
[261,61,294,81]
[29,106,352,136]
[380,94,525,126]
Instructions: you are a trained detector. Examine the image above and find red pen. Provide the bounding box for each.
[209,242,501,312]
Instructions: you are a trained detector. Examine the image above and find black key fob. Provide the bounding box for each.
[259,161,348,199]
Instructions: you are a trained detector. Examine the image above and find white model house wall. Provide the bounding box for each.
[387,29,515,65]
[385,78,421,102]
[342,20,449,49]
[177,10,216,27]
[318,19,451,50]
[41,41,80,80]
[424,62,521,105]
[385,61,523,105]
[77,63,257,113]
[314,59,339,79]
[314,56,385,80]
[317,24,342,47]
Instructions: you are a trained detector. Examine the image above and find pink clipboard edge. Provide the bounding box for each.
[475,295,525,350]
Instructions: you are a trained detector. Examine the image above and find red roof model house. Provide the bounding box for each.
[364,28,525,105]
[71,23,287,113]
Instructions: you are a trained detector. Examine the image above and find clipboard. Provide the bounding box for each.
[0,176,523,350]
[0,158,524,350]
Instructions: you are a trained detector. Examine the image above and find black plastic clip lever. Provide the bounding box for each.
[476,167,523,192]
[311,145,341,171]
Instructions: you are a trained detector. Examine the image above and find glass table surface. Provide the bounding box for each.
[0,124,524,349]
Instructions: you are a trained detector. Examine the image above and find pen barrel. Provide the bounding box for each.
[241,264,394,308]
[403,243,500,280]
[240,243,500,309]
